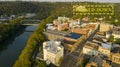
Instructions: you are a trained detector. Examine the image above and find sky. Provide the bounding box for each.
[0,0,120,3]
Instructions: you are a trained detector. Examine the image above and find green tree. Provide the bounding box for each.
[109,35,114,43]
[116,38,120,45]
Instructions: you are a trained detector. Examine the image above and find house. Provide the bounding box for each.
[85,23,98,30]
[99,23,110,32]
[82,17,90,22]
[44,29,68,40]
[111,46,120,64]
[82,41,99,56]
[71,27,91,37]
[112,30,120,40]
[43,41,64,66]
[86,56,111,67]
[58,23,68,31]
[98,43,111,57]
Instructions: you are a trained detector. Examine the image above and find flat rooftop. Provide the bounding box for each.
[111,46,120,53]
[84,41,99,50]
[45,29,68,36]
[65,33,82,39]
[44,41,63,54]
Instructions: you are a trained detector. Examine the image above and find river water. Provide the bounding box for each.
[0,25,37,67]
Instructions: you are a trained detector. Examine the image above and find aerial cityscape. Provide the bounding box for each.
[0,0,120,67]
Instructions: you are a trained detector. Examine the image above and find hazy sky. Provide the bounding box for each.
[0,0,120,3]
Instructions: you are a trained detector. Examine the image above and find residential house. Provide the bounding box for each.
[82,41,99,56]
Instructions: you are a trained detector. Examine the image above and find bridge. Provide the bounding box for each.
[21,24,38,26]
[21,19,40,26]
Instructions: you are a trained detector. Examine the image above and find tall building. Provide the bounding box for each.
[43,41,64,66]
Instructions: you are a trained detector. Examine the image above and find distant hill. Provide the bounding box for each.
[0,2,120,25]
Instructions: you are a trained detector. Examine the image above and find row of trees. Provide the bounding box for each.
[0,17,24,43]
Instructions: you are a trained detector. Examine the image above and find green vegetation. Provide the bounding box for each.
[0,2,72,20]
[79,58,90,67]
[0,17,24,43]
[72,2,120,26]
[109,35,114,43]
[1,2,120,25]
[13,19,47,67]
[37,61,47,67]
[116,38,120,45]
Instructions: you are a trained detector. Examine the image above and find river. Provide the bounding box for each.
[0,25,37,67]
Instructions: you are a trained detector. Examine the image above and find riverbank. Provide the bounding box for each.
[0,25,26,52]
[0,17,24,43]
[0,25,37,67]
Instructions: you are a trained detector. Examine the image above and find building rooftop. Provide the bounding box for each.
[112,30,120,35]
[62,40,76,45]
[58,17,69,21]
[88,56,102,67]
[44,41,63,54]
[65,33,82,39]
[45,29,69,36]
[111,46,120,53]
[100,43,111,50]
[84,41,99,50]
[100,43,112,50]
[85,24,96,30]
[72,27,89,35]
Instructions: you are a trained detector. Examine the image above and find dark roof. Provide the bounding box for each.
[88,56,102,67]
[111,47,120,53]
[65,33,82,39]
[63,39,75,45]
[45,29,68,36]
[85,42,99,50]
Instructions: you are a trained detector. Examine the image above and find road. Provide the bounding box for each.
[60,26,99,67]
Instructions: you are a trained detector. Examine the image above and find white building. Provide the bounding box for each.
[43,41,64,66]
[82,41,99,56]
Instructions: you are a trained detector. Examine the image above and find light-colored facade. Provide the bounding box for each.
[44,30,68,40]
[58,23,68,31]
[111,47,120,64]
[82,41,99,56]
[98,43,111,57]
[112,30,120,40]
[112,54,120,64]
[71,28,91,37]
[100,23,110,32]
[43,41,64,66]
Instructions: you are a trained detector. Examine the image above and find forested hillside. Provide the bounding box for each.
[0,2,120,22]
[0,2,73,19]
